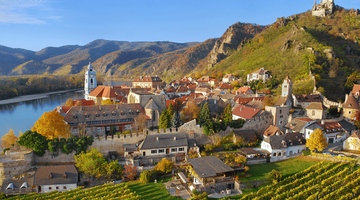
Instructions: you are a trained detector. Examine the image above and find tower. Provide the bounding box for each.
[282,76,292,97]
[84,61,97,100]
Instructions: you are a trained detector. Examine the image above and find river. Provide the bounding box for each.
[0,81,131,138]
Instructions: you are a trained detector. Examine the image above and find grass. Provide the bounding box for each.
[127,176,178,200]
[241,156,327,182]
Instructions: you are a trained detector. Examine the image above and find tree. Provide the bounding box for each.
[223,104,233,122]
[266,169,282,184]
[199,102,211,125]
[18,131,23,138]
[104,160,123,179]
[171,111,183,129]
[124,164,138,180]
[181,100,200,122]
[1,129,18,149]
[17,130,48,156]
[235,155,247,166]
[306,128,328,152]
[32,110,71,140]
[154,158,174,174]
[64,98,74,107]
[263,95,275,107]
[195,71,202,79]
[168,103,174,117]
[159,109,171,129]
[74,147,107,179]
[139,170,157,183]
[101,99,113,105]
[135,113,148,132]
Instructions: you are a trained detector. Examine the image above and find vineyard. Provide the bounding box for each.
[8,183,140,200]
[240,162,360,200]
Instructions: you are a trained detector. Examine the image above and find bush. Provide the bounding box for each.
[201,151,207,157]
[223,143,235,150]
[302,150,311,156]
[139,170,157,183]
[204,144,216,152]
[244,166,250,172]
[266,169,282,184]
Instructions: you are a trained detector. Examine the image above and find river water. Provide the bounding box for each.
[0,81,131,138]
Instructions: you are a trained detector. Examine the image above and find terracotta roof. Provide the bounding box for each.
[305,102,325,110]
[352,84,360,95]
[234,87,253,94]
[34,165,78,186]
[263,125,284,136]
[187,84,197,91]
[89,86,117,98]
[176,86,189,93]
[166,86,175,93]
[232,105,260,119]
[187,93,204,99]
[344,93,360,109]
[196,76,210,82]
[307,121,344,134]
[285,117,315,132]
[235,96,264,104]
[216,83,233,90]
[195,87,211,93]
[208,78,218,82]
[295,94,321,103]
[133,76,162,82]
[73,99,95,106]
[349,130,360,139]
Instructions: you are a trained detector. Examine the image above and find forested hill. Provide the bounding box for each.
[0,40,198,76]
[199,7,360,101]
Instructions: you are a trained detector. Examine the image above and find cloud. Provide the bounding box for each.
[0,0,54,24]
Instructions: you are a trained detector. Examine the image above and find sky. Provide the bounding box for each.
[0,0,360,51]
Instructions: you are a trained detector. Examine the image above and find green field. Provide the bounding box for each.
[127,177,178,200]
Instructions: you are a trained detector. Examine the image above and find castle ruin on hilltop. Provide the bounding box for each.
[312,0,335,17]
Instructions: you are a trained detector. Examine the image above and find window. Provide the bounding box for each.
[56,186,59,189]
[178,147,184,151]
[279,110,282,114]
[91,79,93,84]
[49,187,52,190]
[151,150,157,154]
[312,110,315,116]
[158,149,164,153]
[279,120,283,125]
[171,148,177,152]
[63,186,67,189]
[280,115,283,118]
[349,111,352,114]
[278,152,282,156]
[273,153,276,157]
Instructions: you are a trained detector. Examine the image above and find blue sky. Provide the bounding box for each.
[0,0,359,51]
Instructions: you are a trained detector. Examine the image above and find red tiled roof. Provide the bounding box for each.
[232,105,260,119]
[295,117,314,122]
[89,86,116,98]
[344,93,360,109]
[295,94,321,103]
[216,83,233,90]
[73,99,95,106]
[234,96,264,104]
[263,125,284,136]
[176,86,189,93]
[234,87,253,94]
[315,121,344,134]
[352,84,360,95]
[196,76,210,82]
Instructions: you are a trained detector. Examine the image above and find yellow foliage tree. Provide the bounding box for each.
[65,98,74,107]
[1,129,18,149]
[154,158,174,174]
[181,100,200,122]
[306,128,328,152]
[19,131,23,138]
[101,99,113,105]
[32,110,71,140]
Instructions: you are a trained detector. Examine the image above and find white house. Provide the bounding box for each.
[34,165,78,193]
[247,68,271,83]
[343,130,360,151]
[304,121,347,143]
[222,74,236,83]
[138,133,188,156]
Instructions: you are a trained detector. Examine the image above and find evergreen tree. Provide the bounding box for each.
[171,111,184,128]
[168,103,174,117]
[159,109,171,129]
[223,104,233,122]
[199,102,212,125]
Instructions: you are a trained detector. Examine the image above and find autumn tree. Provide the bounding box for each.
[32,110,71,140]
[1,129,18,149]
[168,103,174,117]
[181,100,200,122]
[235,155,247,166]
[266,169,282,184]
[223,104,233,122]
[139,170,157,183]
[64,98,74,107]
[135,113,149,132]
[195,71,202,79]
[306,128,328,152]
[124,164,138,180]
[101,99,113,105]
[74,147,107,179]
[263,95,275,108]
[159,109,171,129]
[154,158,174,174]
[19,131,23,138]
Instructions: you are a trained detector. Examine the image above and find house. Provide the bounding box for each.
[233,87,254,95]
[215,83,233,93]
[304,120,348,143]
[232,105,260,120]
[232,105,273,132]
[176,85,191,97]
[263,125,284,137]
[208,78,219,86]
[246,68,271,83]
[304,102,327,120]
[343,130,360,151]
[132,75,163,88]
[34,165,78,193]
[64,104,148,136]
[87,85,117,105]
[195,86,211,96]
[138,133,188,157]
[275,76,293,108]
[260,132,306,162]
[293,94,322,108]
[352,84,360,103]
[284,117,315,135]
[232,130,257,143]
[222,74,236,83]
[265,104,290,129]
[343,93,360,120]
[187,156,234,187]
[196,76,210,85]
[246,100,265,110]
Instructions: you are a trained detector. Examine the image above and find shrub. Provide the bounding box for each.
[201,151,207,157]
[188,150,199,158]
[139,170,157,183]
[204,144,216,152]
[244,166,250,172]
[154,158,174,174]
[223,143,235,150]
[266,169,282,184]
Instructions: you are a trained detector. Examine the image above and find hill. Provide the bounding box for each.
[200,7,360,100]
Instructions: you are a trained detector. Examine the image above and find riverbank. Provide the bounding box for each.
[0,89,83,105]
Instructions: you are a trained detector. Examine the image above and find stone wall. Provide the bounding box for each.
[34,150,76,163]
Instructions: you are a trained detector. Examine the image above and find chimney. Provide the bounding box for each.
[116,104,119,109]
[99,105,101,111]
[174,137,177,140]
[63,172,67,179]
[156,137,159,141]
[254,108,256,111]
[321,120,324,125]
[48,173,52,179]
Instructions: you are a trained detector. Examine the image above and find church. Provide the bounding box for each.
[84,61,97,100]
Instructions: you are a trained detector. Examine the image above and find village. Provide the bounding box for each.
[1,55,360,199]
